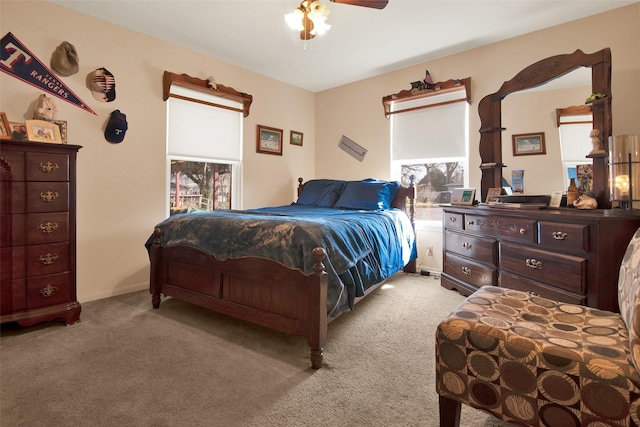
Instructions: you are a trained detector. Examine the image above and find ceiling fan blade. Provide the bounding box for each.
[329,0,388,9]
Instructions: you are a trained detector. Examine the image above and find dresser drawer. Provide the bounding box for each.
[465,214,537,243]
[0,182,26,214]
[445,252,497,288]
[25,152,69,182]
[0,214,26,247]
[538,221,590,252]
[0,150,25,181]
[444,212,464,231]
[26,242,70,277]
[500,271,586,306]
[446,230,497,265]
[0,246,25,280]
[500,241,586,294]
[26,182,69,212]
[26,213,69,245]
[26,272,71,309]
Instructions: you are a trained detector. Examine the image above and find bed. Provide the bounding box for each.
[146,177,416,368]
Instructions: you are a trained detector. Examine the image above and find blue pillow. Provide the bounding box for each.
[296,179,346,207]
[334,179,401,210]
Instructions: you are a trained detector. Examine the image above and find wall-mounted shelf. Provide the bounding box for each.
[382,77,471,118]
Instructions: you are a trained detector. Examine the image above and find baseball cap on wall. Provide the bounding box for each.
[89,67,116,102]
[105,110,128,143]
[50,41,79,77]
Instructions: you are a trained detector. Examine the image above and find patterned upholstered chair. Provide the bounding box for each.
[435,228,640,427]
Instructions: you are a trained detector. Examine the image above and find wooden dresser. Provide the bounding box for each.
[442,206,640,312]
[1,140,81,326]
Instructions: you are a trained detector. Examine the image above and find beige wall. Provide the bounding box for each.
[0,1,316,301]
[315,3,640,190]
[1,2,639,301]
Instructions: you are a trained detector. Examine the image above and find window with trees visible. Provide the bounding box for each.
[390,88,469,222]
[170,161,232,215]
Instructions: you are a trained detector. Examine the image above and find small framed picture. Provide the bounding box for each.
[25,119,63,144]
[256,124,283,156]
[47,120,68,144]
[485,187,502,203]
[290,130,303,146]
[549,190,563,208]
[0,112,10,140]
[512,132,546,156]
[9,122,28,141]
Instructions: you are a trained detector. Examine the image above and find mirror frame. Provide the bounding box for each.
[478,48,612,207]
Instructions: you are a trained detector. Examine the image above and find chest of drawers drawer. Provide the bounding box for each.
[26,272,71,309]
[538,221,590,252]
[26,213,69,244]
[26,182,69,212]
[465,214,536,243]
[444,212,464,231]
[500,241,586,294]
[446,230,497,265]
[445,252,497,288]
[26,152,70,182]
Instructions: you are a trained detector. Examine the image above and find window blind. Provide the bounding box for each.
[391,89,468,161]
[167,85,243,161]
[559,115,592,162]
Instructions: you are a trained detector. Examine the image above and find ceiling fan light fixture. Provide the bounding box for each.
[286,0,331,40]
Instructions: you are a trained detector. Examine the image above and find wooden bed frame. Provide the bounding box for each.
[149,179,415,369]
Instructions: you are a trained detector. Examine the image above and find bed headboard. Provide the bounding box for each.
[296,177,415,223]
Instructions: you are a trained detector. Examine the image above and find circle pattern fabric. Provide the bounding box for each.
[436,286,640,426]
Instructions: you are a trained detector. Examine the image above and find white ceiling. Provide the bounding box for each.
[50,0,636,92]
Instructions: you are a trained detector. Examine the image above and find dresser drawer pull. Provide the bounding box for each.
[40,191,60,202]
[467,221,474,226]
[519,228,527,235]
[449,217,457,223]
[525,258,543,270]
[461,266,472,276]
[38,253,59,265]
[39,222,59,233]
[39,284,59,297]
[462,242,472,250]
[552,231,568,240]
[39,162,60,173]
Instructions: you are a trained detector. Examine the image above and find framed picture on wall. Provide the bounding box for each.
[290,130,303,146]
[256,124,283,156]
[512,132,546,156]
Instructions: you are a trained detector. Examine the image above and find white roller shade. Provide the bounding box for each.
[391,90,468,161]
[167,85,243,161]
[559,115,592,162]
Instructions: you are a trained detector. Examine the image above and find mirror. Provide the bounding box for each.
[501,71,593,196]
[478,48,612,207]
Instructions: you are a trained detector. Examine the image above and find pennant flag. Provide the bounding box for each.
[1,32,97,115]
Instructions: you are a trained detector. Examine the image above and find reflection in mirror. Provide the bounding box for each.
[501,69,592,196]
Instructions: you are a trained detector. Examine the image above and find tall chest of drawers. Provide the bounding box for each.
[442,206,640,312]
[1,140,82,326]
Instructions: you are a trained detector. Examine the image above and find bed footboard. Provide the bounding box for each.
[149,228,328,369]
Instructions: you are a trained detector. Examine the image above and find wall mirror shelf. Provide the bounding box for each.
[477,48,612,207]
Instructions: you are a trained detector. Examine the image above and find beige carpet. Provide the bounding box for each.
[1,273,510,427]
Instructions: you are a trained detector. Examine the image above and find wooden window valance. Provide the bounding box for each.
[556,104,592,127]
[382,77,471,119]
[162,71,253,117]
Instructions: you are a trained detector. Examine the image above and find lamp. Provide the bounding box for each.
[610,134,640,210]
[285,0,331,41]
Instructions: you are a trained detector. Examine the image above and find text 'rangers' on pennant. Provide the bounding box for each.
[1,32,97,115]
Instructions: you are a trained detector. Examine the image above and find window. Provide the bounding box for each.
[390,88,470,222]
[166,84,243,215]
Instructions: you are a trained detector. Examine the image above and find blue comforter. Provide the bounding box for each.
[145,205,416,317]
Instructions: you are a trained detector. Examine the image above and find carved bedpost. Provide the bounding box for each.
[298,177,304,198]
[309,247,328,369]
[150,228,164,309]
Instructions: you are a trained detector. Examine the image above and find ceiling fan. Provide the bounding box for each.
[285,0,388,41]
